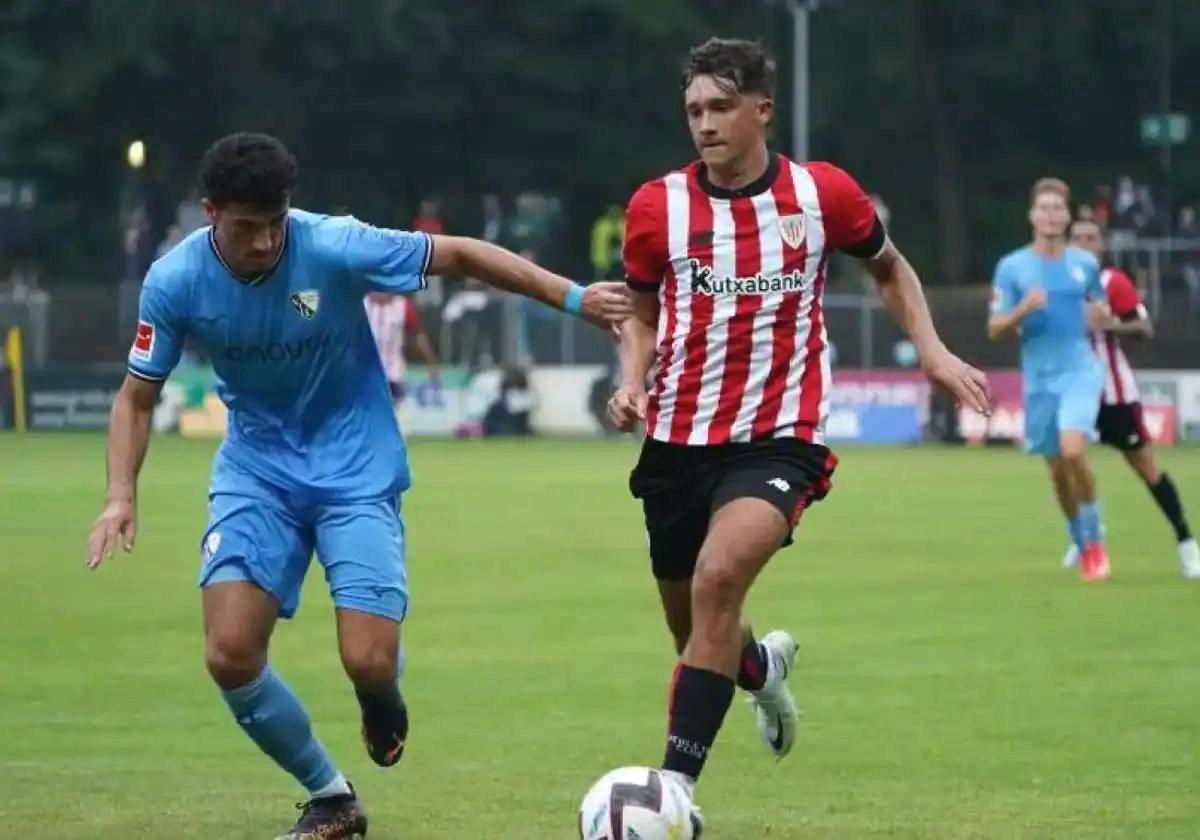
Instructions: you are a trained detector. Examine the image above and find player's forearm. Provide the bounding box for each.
[105,384,155,502]
[1106,319,1154,339]
[987,308,1029,341]
[870,249,945,358]
[619,316,657,390]
[439,237,577,311]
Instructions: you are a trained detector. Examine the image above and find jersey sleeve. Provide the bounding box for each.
[1105,269,1143,318]
[325,216,432,294]
[623,180,669,292]
[990,257,1019,316]
[807,162,886,258]
[127,281,186,382]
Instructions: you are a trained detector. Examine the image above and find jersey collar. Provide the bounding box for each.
[208,219,290,286]
[697,153,780,200]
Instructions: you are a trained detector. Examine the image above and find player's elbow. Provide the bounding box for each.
[986,320,1006,341]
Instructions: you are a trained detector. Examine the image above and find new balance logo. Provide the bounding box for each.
[767,477,791,493]
[689,258,810,296]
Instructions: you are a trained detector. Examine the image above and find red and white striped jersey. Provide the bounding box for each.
[624,154,884,446]
[1090,266,1144,405]
[364,294,420,385]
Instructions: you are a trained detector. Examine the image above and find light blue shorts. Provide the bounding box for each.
[199,474,407,621]
[1024,368,1103,457]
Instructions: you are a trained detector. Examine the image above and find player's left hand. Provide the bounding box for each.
[87,498,137,569]
[1086,300,1115,332]
[920,345,992,416]
[580,282,632,328]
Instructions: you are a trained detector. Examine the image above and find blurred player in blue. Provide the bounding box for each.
[85,133,631,839]
[988,177,1112,581]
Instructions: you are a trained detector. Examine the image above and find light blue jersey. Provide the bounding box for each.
[990,245,1103,392]
[129,209,430,501]
[129,209,431,620]
[991,245,1104,457]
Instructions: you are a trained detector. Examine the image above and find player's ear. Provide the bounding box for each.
[757,97,773,127]
[202,198,219,226]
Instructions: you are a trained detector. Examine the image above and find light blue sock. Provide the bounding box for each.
[221,666,340,794]
[1077,501,1102,546]
[1066,514,1086,550]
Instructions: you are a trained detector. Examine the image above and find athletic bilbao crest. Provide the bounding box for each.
[777,213,806,249]
[289,289,319,320]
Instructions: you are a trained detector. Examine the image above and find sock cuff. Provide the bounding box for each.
[221,666,272,707]
[677,664,736,692]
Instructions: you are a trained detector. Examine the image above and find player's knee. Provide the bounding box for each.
[690,557,745,615]
[341,642,397,690]
[1059,433,1088,461]
[204,630,267,689]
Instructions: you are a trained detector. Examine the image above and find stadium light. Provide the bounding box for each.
[127,140,146,169]
[765,0,823,162]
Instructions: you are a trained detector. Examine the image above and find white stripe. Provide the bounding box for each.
[652,172,691,441]
[687,199,738,445]
[774,163,827,435]
[729,190,784,442]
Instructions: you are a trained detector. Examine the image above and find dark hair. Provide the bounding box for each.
[682,38,776,98]
[199,132,298,208]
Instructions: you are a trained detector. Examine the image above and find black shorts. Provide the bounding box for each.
[1097,402,1149,452]
[629,436,838,581]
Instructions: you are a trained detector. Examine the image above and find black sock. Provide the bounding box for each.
[356,682,408,735]
[736,640,768,692]
[662,664,735,782]
[1148,472,1192,542]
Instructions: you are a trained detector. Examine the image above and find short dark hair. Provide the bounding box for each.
[682,38,776,98]
[199,132,298,208]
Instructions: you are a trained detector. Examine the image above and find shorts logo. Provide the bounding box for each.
[767,477,791,493]
[777,213,806,250]
[290,289,320,319]
[204,531,221,558]
[131,321,155,360]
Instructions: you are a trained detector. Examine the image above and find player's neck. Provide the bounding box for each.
[1032,236,1066,258]
[704,144,772,192]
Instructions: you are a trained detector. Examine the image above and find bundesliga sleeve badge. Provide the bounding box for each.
[131,320,155,360]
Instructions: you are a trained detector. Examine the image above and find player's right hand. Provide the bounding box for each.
[607,384,648,432]
[580,282,633,329]
[1020,287,1047,314]
[87,499,137,569]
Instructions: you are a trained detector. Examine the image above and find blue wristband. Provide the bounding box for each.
[564,283,585,315]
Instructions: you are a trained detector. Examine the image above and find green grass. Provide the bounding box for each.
[2,434,1198,839]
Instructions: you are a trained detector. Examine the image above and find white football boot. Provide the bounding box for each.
[747,630,801,760]
[1179,538,1200,579]
[1062,544,1081,569]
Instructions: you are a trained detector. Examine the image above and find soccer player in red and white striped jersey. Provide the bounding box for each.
[1068,219,1198,576]
[364,292,440,407]
[605,38,990,818]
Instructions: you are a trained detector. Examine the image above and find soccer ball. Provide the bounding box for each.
[578,766,700,840]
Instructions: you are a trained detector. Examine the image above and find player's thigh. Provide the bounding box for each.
[314,496,408,622]
[202,581,280,684]
[1098,403,1151,454]
[1023,392,1061,457]
[201,488,314,621]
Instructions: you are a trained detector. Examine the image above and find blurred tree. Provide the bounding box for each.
[1,0,1196,282]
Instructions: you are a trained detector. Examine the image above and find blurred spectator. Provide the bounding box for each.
[480,193,504,244]
[441,278,496,371]
[1178,206,1200,316]
[483,364,535,436]
[590,204,625,282]
[1092,185,1113,230]
[1113,175,1137,226]
[175,189,207,235]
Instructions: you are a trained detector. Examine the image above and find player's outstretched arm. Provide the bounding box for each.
[87,375,160,569]
[427,236,631,329]
[864,240,992,415]
[608,292,658,432]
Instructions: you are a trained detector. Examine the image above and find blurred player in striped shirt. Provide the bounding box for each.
[1068,219,1199,577]
[364,292,440,410]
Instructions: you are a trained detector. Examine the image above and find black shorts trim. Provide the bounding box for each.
[630,437,838,581]
[1097,402,1148,452]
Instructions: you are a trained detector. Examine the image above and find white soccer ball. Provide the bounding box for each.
[578,766,700,840]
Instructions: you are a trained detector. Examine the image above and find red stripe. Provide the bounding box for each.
[752,163,807,439]
[644,178,674,433]
[1105,334,1125,403]
[794,252,831,440]
[789,450,839,525]
[706,196,763,443]
[668,175,716,443]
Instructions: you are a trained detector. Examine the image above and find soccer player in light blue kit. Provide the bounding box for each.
[85,133,631,839]
[988,177,1112,581]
